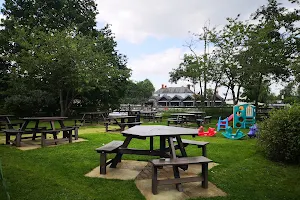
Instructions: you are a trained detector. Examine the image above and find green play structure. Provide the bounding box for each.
[233,104,256,129]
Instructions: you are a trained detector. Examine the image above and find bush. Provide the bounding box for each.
[257,104,300,164]
[4,90,57,116]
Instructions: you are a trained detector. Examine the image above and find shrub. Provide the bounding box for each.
[4,90,57,116]
[257,104,300,164]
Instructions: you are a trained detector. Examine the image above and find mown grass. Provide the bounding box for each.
[0,120,299,200]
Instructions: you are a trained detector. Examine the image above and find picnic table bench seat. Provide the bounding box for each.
[150,156,212,194]
[95,140,124,174]
[59,126,79,141]
[204,116,212,123]
[173,138,209,156]
[196,119,204,126]
[4,129,24,147]
[40,130,60,147]
[119,122,142,131]
[167,118,183,126]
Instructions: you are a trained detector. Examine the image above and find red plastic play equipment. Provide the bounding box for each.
[198,126,217,137]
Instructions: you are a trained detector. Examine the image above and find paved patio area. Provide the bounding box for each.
[86,160,226,200]
[14,138,87,150]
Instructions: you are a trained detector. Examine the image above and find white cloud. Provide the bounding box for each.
[95,0,270,43]
[128,47,210,92]
[128,47,191,89]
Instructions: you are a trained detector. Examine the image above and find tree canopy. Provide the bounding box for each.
[169,0,300,106]
[0,0,131,116]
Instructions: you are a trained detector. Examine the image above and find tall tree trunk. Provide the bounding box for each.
[199,80,203,96]
[231,85,237,105]
[224,85,230,102]
[59,89,65,117]
[236,85,242,104]
[212,81,218,107]
[203,31,208,103]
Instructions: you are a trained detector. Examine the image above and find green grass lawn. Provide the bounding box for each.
[0,120,299,200]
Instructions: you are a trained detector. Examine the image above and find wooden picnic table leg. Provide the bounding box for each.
[5,132,10,145]
[150,136,154,151]
[175,136,188,170]
[32,120,39,140]
[15,132,21,147]
[58,120,68,138]
[5,117,14,129]
[167,137,183,192]
[20,120,29,131]
[110,135,133,168]
[159,136,166,158]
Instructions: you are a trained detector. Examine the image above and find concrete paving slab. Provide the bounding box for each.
[135,162,226,200]
[85,160,148,180]
[135,179,226,200]
[85,159,226,199]
[16,138,87,151]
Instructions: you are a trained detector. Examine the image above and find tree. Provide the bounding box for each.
[1,0,97,34]
[169,54,200,94]
[1,0,130,116]
[239,0,299,107]
[122,79,155,104]
[242,80,272,104]
[5,28,130,116]
[209,17,250,105]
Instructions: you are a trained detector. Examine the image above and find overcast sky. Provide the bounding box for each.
[1,0,297,97]
[94,0,297,96]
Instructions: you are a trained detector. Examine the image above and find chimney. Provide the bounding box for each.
[161,84,164,89]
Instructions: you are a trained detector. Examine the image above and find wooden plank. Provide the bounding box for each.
[151,156,212,166]
[95,141,124,152]
[158,176,203,185]
[173,138,209,146]
[118,148,167,157]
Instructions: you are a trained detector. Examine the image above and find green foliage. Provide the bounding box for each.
[4,90,56,116]
[122,79,155,104]
[0,0,130,116]
[1,0,97,34]
[3,27,130,116]
[258,104,300,163]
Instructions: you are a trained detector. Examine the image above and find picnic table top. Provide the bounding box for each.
[187,111,206,114]
[122,125,198,137]
[140,111,157,114]
[170,113,196,116]
[80,112,106,115]
[21,117,68,121]
[0,115,14,117]
[108,115,137,119]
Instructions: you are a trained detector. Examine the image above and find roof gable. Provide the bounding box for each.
[170,95,183,101]
[158,95,171,101]
[154,87,193,94]
[183,95,194,101]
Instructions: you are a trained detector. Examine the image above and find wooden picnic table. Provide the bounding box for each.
[77,111,107,125]
[0,115,15,130]
[106,115,140,131]
[12,117,71,146]
[20,116,68,131]
[110,125,198,191]
[140,111,157,121]
[170,113,196,123]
